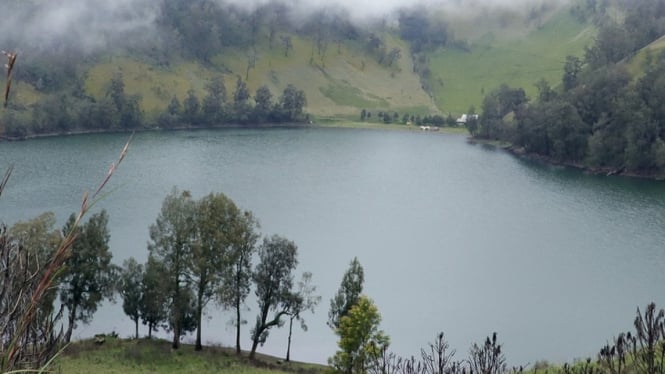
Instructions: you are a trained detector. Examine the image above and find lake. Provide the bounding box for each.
[1,127,665,366]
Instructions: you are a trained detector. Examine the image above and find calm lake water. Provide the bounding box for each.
[1,127,665,366]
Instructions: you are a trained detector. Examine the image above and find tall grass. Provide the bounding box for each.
[0,133,132,372]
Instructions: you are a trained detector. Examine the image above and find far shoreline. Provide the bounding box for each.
[0,119,470,142]
[467,137,665,181]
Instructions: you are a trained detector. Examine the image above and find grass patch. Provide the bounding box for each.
[319,81,387,108]
[428,8,594,114]
[85,56,217,113]
[625,35,665,78]
[54,337,327,374]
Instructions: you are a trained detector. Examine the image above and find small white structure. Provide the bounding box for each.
[456,114,479,125]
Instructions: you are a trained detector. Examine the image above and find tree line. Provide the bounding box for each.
[1,72,308,139]
[360,109,458,127]
[120,188,319,358]
[0,187,321,366]
[470,0,665,177]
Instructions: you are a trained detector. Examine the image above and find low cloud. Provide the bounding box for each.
[0,0,570,54]
[0,0,159,53]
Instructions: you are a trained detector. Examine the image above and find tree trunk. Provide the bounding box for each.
[172,313,180,349]
[172,278,181,349]
[172,327,179,349]
[249,336,260,360]
[235,298,241,354]
[64,304,77,343]
[148,324,153,339]
[286,317,293,362]
[195,300,203,351]
[134,318,139,339]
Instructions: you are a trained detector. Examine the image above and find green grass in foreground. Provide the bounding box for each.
[54,337,327,374]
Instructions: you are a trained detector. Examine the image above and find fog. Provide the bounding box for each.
[0,0,570,54]
[0,0,159,53]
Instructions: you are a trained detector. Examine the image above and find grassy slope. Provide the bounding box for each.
[85,57,220,116]
[625,35,665,77]
[55,337,326,374]
[12,7,597,120]
[428,8,594,115]
[84,33,437,120]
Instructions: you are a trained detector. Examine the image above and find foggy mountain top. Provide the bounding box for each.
[0,0,570,54]
[229,0,569,16]
[0,0,159,53]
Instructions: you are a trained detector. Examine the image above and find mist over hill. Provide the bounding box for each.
[0,0,593,136]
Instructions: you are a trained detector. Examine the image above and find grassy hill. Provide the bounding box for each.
[54,337,327,374]
[83,33,437,122]
[428,7,595,115]
[8,2,597,122]
[625,35,665,77]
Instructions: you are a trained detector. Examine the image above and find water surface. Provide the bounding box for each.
[1,128,664,366]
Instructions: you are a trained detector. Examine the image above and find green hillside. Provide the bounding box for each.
[3,0,598,127]
[625,35,665,77]
[83,34,437,121]
[428,8,594,114]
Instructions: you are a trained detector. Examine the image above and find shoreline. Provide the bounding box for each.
[0,120,469,141]
[467,137,665,181]
[5,123,662,180]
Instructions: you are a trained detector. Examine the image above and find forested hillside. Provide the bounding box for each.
[0,0,594,137]
[472,0,665,178]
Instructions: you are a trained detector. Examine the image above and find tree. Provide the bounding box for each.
[167,95,182,116]
[105,72,142,129]
[329,295,389,374]
[202,77,227,125]
[183,89,200,125]
[249,235,299,359]
[60,210,117,343]
[563,55,583,91]
[233,77,251,123]
[218,210,260,355]
[6,212,63,343]
[107,72,126,114]
[120,257,143,339]
[253,85,273,122]
[147,188,197,349]
[191,192,255,351]
[285,272,321,362]
[119,95,143,129]
[328,257,364,330]
[140,256,169,338]
[279,84,307,122]
[281,35,293,57]
[465,105,479,136]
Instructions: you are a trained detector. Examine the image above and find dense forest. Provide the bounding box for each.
[472,0,665,178]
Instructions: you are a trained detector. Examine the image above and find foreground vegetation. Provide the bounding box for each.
[55,337,325,374]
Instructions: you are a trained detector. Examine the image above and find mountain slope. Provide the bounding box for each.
[4,1,597,124]
[428,8,594,114]
[83,34,437,121]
